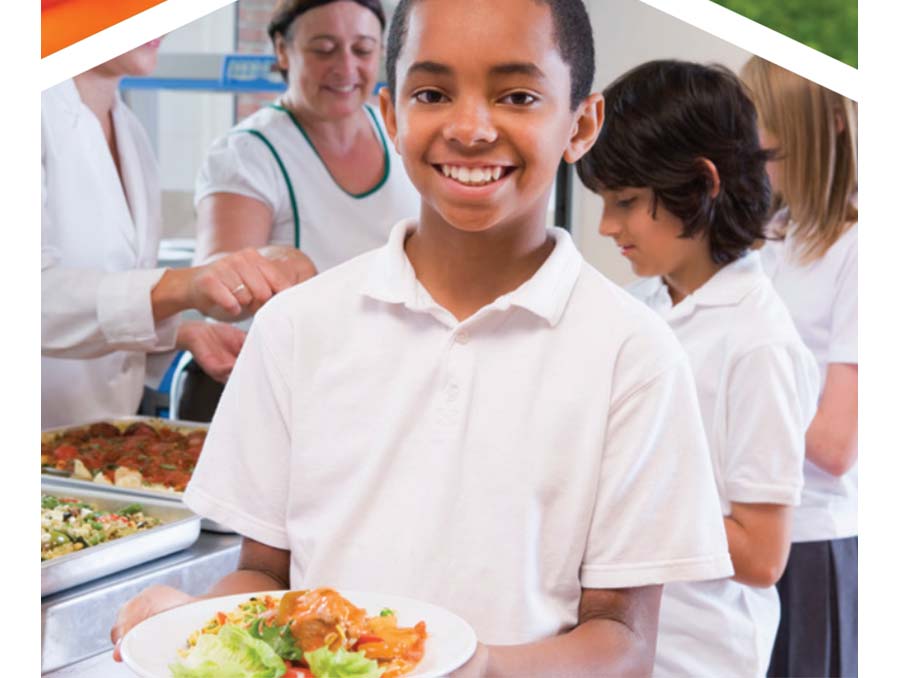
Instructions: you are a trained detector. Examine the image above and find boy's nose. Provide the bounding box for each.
[444,98,498,146]
[598,212,621,237]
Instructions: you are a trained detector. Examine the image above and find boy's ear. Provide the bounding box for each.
[697,157,721,198]
[379,88,400,152]
[563,93,604,164]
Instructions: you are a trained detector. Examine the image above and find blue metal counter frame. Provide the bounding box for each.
[120,77,286,93]
[122,54,287,93]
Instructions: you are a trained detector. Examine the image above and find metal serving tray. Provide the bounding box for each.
[42,479,202,596]
[41,416,234,533]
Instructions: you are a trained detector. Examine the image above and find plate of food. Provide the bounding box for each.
[121,588,478,678]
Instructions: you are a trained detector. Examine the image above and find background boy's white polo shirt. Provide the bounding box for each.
[185,220,733,645]
[630,252,819,678]
[761,224,858,542]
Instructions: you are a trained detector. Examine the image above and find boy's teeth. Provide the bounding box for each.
[441,165,506,186]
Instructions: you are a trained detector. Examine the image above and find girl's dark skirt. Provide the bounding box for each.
[767,536,858,678]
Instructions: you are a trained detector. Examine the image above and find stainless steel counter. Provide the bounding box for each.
[41,531,242,675]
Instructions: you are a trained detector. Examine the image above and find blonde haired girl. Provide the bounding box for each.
[742,57,858,678]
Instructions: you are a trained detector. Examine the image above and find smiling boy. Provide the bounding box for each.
[114,1,732,675]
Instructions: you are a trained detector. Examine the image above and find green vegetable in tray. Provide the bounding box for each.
[305,646,385,678]
[40,495,162,561]
[170,625,286,678]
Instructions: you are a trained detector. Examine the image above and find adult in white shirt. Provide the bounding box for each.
[181,0,419,420]
[194,0,418,269]
[577,60,819,677]
[743,57,859,678]
[42,41,310,428]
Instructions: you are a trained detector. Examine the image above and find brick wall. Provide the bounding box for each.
[236,0,280,120]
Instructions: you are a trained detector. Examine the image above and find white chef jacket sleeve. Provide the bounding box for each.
[580,337,733,589]
[828,229,858,365]
[183,304,292,549]
[723,344,816,506]
[40,155,179,360]
[194,131,285,214]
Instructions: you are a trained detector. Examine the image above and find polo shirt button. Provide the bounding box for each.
[455,331,469,345]
[447,383,460,401]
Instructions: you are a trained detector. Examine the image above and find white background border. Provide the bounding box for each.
[8,0,888,673]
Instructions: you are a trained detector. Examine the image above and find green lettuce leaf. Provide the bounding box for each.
[169,625,287,678]
[305,646,385,678]
[249,617,304,661]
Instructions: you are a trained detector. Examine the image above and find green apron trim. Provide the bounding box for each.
[236,129,301,249]
[269,103,391,200]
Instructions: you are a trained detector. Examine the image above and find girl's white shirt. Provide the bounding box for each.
[630,252,819,677]
[41,79,178,429]
[761,222,859,542]
[195,102,420,273]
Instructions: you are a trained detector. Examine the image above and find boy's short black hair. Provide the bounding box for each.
[385,0,595,109]
[577,60,773,265]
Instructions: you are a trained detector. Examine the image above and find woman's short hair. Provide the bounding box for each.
[741,57,858,262]
[577,59,773,265]
[268,0,386,78]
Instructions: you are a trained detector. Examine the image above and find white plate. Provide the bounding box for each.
[122,590,478,678]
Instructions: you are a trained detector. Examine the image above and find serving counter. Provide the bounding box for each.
[41,531,241,676]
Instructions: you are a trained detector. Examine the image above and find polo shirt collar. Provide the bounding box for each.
[361,220,583,327]
[642,251,766,320]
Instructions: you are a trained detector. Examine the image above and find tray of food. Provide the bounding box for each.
[41,417,207,496]
[41,479,202,597]
[41,417,233,533]
[122,587,478,678]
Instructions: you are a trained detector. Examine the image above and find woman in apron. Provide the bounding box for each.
[179,0,419,419]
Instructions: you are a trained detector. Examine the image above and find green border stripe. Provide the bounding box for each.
[238,129,301,248]
[271,102,390,200]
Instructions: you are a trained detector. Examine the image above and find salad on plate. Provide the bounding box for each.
[170,588,428,678]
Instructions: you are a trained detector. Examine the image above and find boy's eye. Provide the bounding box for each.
[413,89,449,104]
[499,91,537,106]
[616,197,637,208]
[352,47,374,58]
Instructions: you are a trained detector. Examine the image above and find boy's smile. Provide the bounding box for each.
[381,0,601,235]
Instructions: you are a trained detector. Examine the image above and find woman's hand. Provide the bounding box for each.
[258,245,318,287]
[111,584,197,661]
[152,248,300,322]
[186,248,297,320]
[176,321,247,383]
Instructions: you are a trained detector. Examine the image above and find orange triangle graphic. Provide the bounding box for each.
[42,0,167,58]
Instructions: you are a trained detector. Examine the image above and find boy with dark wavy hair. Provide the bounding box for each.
[578,59,819,677]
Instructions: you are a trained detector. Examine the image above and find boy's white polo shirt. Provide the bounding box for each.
[761,223,858,542]
[185,219,733,645]
[631,252,819,677]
